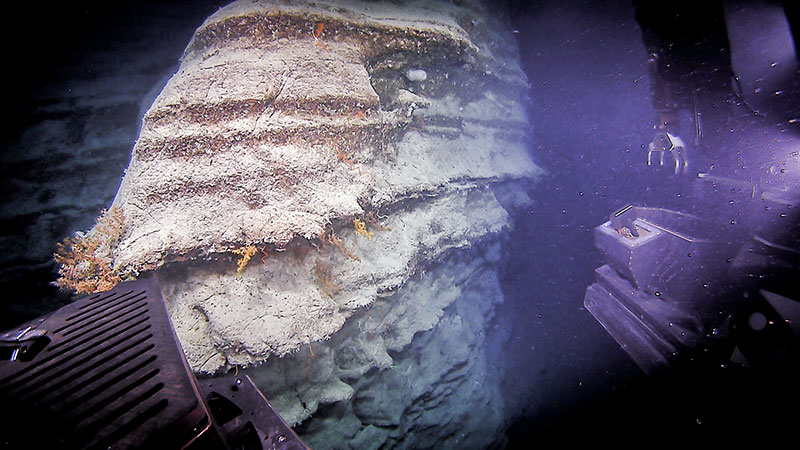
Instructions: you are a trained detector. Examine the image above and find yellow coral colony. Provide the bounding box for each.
[232,245,258,274]
[54,207,125,294]
[353,218,374,239]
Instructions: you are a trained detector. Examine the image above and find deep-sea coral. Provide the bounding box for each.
[232,245,258,274]
[364,211,391,231]
[321,229,360,261]
[54,207,125,294]
[353,218,374,239]
[313,259,341,297]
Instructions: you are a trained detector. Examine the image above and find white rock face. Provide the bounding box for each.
[160,188,511,372]
[248,244,512,448]
[94,0,539,373]
[82,1,538,446]
[33,0,538,446]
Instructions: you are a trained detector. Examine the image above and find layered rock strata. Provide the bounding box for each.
[99,0,538,372]
[246,242,511,449]
[76,0,538,446]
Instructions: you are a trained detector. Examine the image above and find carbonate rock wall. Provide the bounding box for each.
[247,241,512,448]
[77,0,539,447]
[105,0,538,369]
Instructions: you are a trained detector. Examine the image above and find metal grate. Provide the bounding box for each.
[0,277,208,450]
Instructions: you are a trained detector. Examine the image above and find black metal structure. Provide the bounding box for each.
[585,204,800,376]
[584,206,723,375]
[0,277,307,450]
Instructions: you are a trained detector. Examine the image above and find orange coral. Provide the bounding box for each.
[334,145,374,180]
[321,228,360,261]
[313,259,341,298]
[353,218,374,239]
[312,22,329,51]
[232,245,258,275]
[54,207,125,294]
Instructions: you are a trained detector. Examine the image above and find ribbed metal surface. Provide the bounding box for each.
[0,277,208,450]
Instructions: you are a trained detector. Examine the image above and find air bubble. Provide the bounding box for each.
[748,312,767,330]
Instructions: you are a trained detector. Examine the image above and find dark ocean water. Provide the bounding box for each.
[502,0,800,446]
[499,0,667,442]
[0,1,225,329]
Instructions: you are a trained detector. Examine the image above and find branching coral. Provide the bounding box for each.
[232,245,258,275]
[54,207,125,294]
[353,218,374,239]
[313,259,341,298]
[321,228,360,261]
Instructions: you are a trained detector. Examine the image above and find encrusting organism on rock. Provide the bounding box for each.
[313,259,341,298]
[321,228,360,261]
[232,245,258,275]
[54,207,125,294]
[353,218,374,239]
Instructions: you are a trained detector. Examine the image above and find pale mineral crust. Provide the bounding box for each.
[69,0,541,446]
[109,0,535,273]
[95,0,540,374]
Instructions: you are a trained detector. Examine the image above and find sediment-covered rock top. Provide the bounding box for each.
[109,0,534,273]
